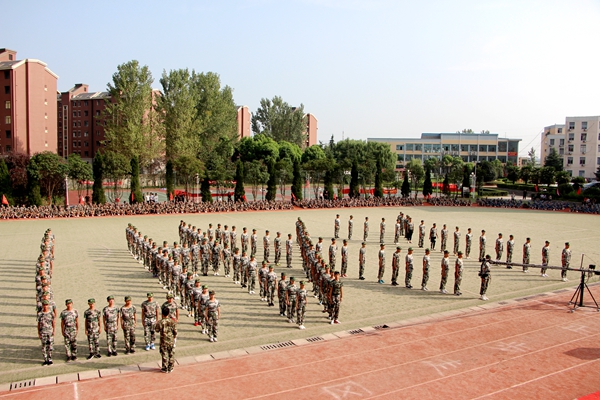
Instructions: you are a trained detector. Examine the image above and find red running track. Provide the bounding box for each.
[3,286,600,400]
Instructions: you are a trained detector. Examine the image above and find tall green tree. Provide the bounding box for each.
[92,152,106,204]
[173,155,204,201]
[234,160,246,202]
[28,151,69,204]
[103,151,131,202]
[349,160,359,198]
[129,156,143,203]
[0,158,12,205]
[595,165,600,181]
[103,60,164,167]
[423,166,433,197]
[520,164,532,184]
[4,153,30,204]
[401,171,410,198]
[165,160,174,200]
[506,164,520,184]
[67,154,93,197]
[406,159,425,198]
[544,148,563,171]
[540,166,556,186]
[251,96,308,148]
[266,159,277,201]
[291,158,303,201]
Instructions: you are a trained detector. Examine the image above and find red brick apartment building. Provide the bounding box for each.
[0,48,58,155]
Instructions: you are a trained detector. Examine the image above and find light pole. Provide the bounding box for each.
[64,175,69,207]
[470,172,476,199]
[195,173,199,204]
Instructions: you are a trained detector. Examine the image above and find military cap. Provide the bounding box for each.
[202,285,208,289]
[396,246,402,250]
[144,235,148,239]
[42,300,49,305]
[124,295,132,301]
[88,298,95,304]
[42,291,50,296]
[343,239,348,243]
[147,292,153,297]
[289,277,295,281]
[362,242,366,245]
[565,242,570,245]
[281,272,286,277]
[209,290,215,295]
[166,293,174,299]
[107,295,114,301]
[299,281,305,285]
[195,278,201,283]
[457,251,463,255]
[187,272,193,276]
[65,299,73,304]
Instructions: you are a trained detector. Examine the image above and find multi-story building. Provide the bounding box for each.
[564,116,600,179]
[57,84,109,162]
[305,113,318,147]
[541,124,565,164]
[0,48,58,155]
[236,105,251,139]
[369,132,521,170]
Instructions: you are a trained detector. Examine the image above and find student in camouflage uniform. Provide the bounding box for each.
[199,286,210,334]
[156,306,177,373]
[251,229,258,256]
[120,296,137,354]
[259,261,269,301]
[84,298,102,360]
[286,277,297,323]
[429,223,438,250]
[329,238,337,270]
[296,281,308,329]
[233,247,242,284]
[561,242,571,282]
[141,293,158,351]
[241,227,249,255]
[363,217,369,241]
[440,224,448,252]
[267,265,277,307]
[274,232,282,266]
[453,227,460,256]
[358,242,367,280]
[341,239,349,277]
[465,228,472,259]
[38,299,56,365]
[247,255,258,294]
[212,239,222,276]
[479,230,487,262]
[241,251,250,288]
[103,296,119,357]
[278,272,288,317]
[422,248,431,291]
[222,243,232,278]
[348,215,354,240]
[201,238,210,276]
[190,280,203,327]
[506,234,515,269]
[162,293,179,322]
[406,217,414,243]
[334,214,341,238]
[286,234,293,268]
[394,219,402,244]
[391,246,401,286]
[329,271,343,324]
[405,247,414,289]
[263,230,271,263]
[541,240,550,277]
[60,299,79,361]
[495,233,504,261]
[205,290,221,342]
[479,255,491,301]
[440,250,450,294]
[454,251,464,296]
[230,226,237,251]
[377,244,386,284]
[418,221,426,248]
[522,237,531,273]
[380,218,386,244]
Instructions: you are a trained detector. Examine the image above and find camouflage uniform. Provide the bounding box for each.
[379,220,386,244]
[440,255,450,293]
[141,299,158,347]
[330,277,343,322]
[156,317,177,372]
[102,305,119,355]
[334,216,340,239]
[83,307,101,357]
[206,297,220,341]
[522,240,531,272]
[454,256,464,295]
[405,251,414,288]
[120,305,136,353]
[391,249,401,286]
[278,276,288,316]
[60,308,78,359]
[341,243,349,276]
[479,258,491,299]
[296,285,307,327]
[418,224,426,248]
[285,236,293,268]
[377,247,385,283]
[422,251,431,290]
[363,218,369,241]
[263,233,271,262]
[479,233,487,262]
[359,245,367,280]
[465,230,472,258]
[348,217,353,240]
[38,308,55,363]
[286,281,298,322]
[274,234,282,265]
[222,245,232,277]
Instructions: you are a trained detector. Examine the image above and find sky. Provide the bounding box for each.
[4,0,600,156]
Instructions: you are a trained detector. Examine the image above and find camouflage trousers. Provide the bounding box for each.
[421,268,429,288]
[335,227,340,238]
[223,258,231,276]
[395,232,401,244]
[286,254,292,268]
[380,232,385,243]
[377,264,385,281]
[454,272,463,294]
[405,267,413,287]
[233,264,241,283]
[274,249,281,265]
[454,242,459,255]
[143,319,156,345]
[507,251,513,265]
[267,282,275,304]
[160,343,174,372]
[297,302,306,326]
[264,248,270,262]
[287,300,297,320]
[419,235,424,248]
[465,243,471,258]
[364,231,368,241]
[523,256,530,271]
[192,260,199,274]
[123,326,135,352]
[391,267,399,285]
[348,228,353,240]
[207,313,218,338]
[329,257,336,270]
[359,262,365,279]
[87,332,100,355]
[202,258,210,275]
[278,294,287,315]
[248,274,256,293]
[41,333,54,360]
[331,295,341,321]
[341,260,348,276]
[480,276,490,295]
[106,331,118,353]
[212,259,219,273]
[440,272,448,291]
[479,247,485,262]
[63,332,77,357]
[260,279,268,298]
[496,250,503,260]
[251,244,257,257]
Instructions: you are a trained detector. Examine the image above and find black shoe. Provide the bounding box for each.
[47,359,53,365]
[107,352,112,357]
[125,349,130,354]
[42,360,48,366]
[94,353,101,358]
[130,349,135,353]
[86,354,94,360]
[71,356,77,361]
[112,351,118,356]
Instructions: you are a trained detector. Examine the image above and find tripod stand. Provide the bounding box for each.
[569,270,600,312]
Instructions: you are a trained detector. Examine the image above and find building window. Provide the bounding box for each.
[73,132,77,138]
[580,157,586,165]
[498,142,507,152]
[4,86,9,94]
[567,157,573,165]
[85,151,89,157]
[4,101,10,109]
[451,144,459,152]
[5,145,11,152]
[84,142,89,147]
[568,133,574,141]
[5,130,10,139]
[84,111,88,117]
[4,116,10,124]
[579,170,585,177]
[414,144,422,151]
[581,145,587,154]
[559,148,564,156]
[582,121,588,130]
[73,111,76,117]
[84,121,88,127]
[84,101,88,107]
[479,145,487,152]
[549,139,555,146]
[569,121,575,130]
[95,110,100,116]
[96,131,100,136]
[424,144,432,153]
[498,155,507,163]
[3,71,8,79]
[84,131,88,137]
[406,144,414,151]
[397,154,404,162]
[488,145,496,153]
[558,128,562,133]
[460,144,468,152]
[597,157,600,165]
[560,139,564,146]
[568,144,574,152]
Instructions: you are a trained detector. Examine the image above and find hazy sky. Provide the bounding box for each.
[4,0,599,155]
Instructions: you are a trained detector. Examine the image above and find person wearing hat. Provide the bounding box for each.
[212,238,222,276]
[266,265,278,307]
[232,247,242,284]
[506,234,515,269]
[286,277,298,323]
[495,233,504,261]
[199,285,210,334]
[84,298,102,360]
[439,223,448,251]
[340,240,349,278]
[465,228,472,259]
[418,220,426,248]
[405,247,415,289]
[329,271,343,325]
[162,293,179,322]
[541,240,550,277]
[247,254,258,294]
[479,255,492,301]
[358,242,367,280]
[377,243,386,284]
[120,296,137,354]
[334,214,341,239]
[406,217,414,244]
[240,227,249,255]
[259,260,270,302]
[205,290,221,342]
[391,246,401,286]
[479,230,487,262]
[222,225,230,249]
[522,237,532,273]
[263,230,271,263]
[250,228,258,257]
[329,238,337,270]
[394,218,402,245]
[422,248,431,291]
[453,226,461,256]
[230,226,238,251]
[191,280,203,326]
[440,250,450,294]
[222,242,232,278]
[285,233,293,269]
[156,305,177,373]
[183,271,195,317]
[278,272,288,317]
[315,237,324,256]
[38,299,56,365]
[363,216,369,242]
[561,242,571,282]
[201,237,210,276]
[454,251,464,296]
[103,296,119,356]
[429,223,438,250]
[296,280,308,329]
[60,299,79,361]
[141,293,159,351]
[274,232,282,266]
[379,218,386,244]
[347,215,354,241]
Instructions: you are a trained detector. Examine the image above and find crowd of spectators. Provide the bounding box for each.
[292,196,423,209]
[427,197,472,207]
[476,198,524,208]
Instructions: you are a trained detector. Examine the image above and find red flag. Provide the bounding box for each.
[577,187,582,195]
[534,184,538,192]
[169,192,173,201]
[291,192,296,201]
[556,188,560,196]
[1,194,8,205]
